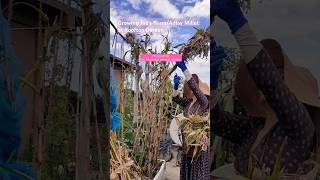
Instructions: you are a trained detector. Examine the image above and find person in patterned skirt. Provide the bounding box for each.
[172,60,210,180]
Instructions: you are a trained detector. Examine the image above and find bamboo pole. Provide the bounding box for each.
[77,0,104,178]
[92,92,104,180]
[7,0,14,23]
[32,1,45,172]
[76,1,94,179]
[76,0,92,177]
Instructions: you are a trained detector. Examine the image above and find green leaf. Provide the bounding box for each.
[267,156,281,180]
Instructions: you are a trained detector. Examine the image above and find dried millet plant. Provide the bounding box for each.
[124,33,174,178]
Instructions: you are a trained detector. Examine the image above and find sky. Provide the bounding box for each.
[214,0,320,93]
[110,0,211,86]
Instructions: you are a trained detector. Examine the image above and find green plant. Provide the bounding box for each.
[120,89,135,147]
[42,87,74,180]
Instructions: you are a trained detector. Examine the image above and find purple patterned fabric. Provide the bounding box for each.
[173,78,209,116]
[212,49,314,176]
[180,150,210,180]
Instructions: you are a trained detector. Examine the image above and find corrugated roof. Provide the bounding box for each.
[110,54,136,70]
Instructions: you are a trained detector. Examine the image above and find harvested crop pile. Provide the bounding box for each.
[110,138,141,180]
[178,113,210,159]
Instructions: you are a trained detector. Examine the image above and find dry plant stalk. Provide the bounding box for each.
[77,0,105,178]
[124,32,173,178]
[130,63,172,178]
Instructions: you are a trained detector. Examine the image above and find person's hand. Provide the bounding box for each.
[176,60,187,72]
[211,42,226,90]
[173,74,181,90]
[212,0,247,33]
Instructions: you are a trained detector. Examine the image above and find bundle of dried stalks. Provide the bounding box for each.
[180,28,210,61]
[178,113,210,160]
[110,137,141,180]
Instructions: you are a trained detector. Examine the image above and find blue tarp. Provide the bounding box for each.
[109,67,121,131]
[0,2,36,179]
